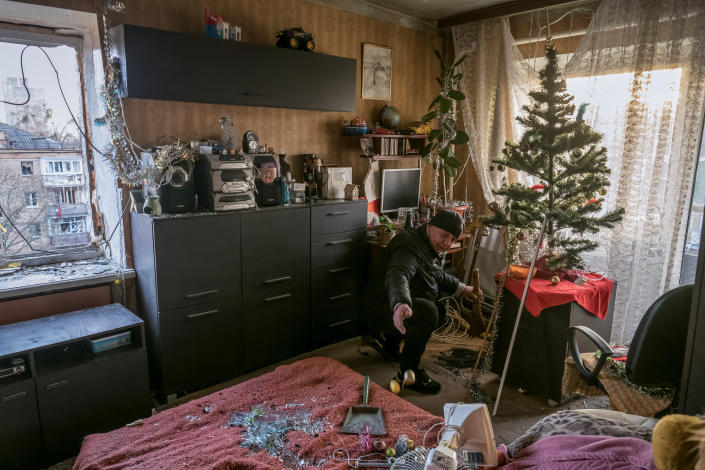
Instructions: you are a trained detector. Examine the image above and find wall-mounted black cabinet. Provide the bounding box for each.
[110,24,357,112]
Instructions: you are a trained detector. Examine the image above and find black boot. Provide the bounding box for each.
[396,366,441,394]
[370,334,402,362]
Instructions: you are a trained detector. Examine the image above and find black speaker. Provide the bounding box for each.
[159,159,195,213]
[255,178,283,207]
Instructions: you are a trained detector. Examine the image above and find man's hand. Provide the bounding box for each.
[393,303,413,334]
[462,285,483,303]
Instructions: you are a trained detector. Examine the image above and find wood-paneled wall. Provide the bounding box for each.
[25,0,446,192]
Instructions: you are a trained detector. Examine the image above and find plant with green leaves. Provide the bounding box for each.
[421,50,469,204]
[482,43,624,270]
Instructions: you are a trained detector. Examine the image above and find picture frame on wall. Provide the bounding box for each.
[362,43,391,101]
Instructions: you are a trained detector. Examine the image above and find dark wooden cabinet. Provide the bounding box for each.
[111,24,356,112]
[132,201,366,395]
[159,298,242,394]
[131,212,244,396]
[241,207,310,370]
[492,288,615,402]
[0,379,42,469]
[0,304,150,467]
[310,201,367,348]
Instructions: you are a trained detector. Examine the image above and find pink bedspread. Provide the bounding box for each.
[500,434,655,469]
[74,357,443,469]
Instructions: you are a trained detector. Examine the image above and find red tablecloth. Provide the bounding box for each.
[499,273,614,319]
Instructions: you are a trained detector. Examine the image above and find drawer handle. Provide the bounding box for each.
[264,293,292,302]
[46,380,69,390]
[330,319,352,327]
[326,211,350,216]
[328,266,351,273]
[327,239,353,246]
[264,275,292,284]
[329,292,352,301]
[187,309,219,319]
[2,392,27,402]
[185,289,219,299]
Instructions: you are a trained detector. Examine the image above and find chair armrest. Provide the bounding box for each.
[569,326,615,387]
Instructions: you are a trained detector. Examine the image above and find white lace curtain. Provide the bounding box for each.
[453,0,705,344]
[452,17,536,204]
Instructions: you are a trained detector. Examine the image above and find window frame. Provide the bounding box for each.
[20,161,34,176]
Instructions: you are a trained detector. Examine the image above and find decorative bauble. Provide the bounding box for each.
[379,105,400,129]
[497,164,505,171]
[530,184,545,191]
[599,188,607,195]
[489,165,495,171]
[406,439,414,450]
[518,232,525,241]
[386,448,396,458]
[389,379,400,394]
[403,369,416,386]
[373,439,386,452]
[551,276,560,285]
[395,436,408,457]
[489,202,500,212]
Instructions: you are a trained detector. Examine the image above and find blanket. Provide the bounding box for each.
[74,357,443,469]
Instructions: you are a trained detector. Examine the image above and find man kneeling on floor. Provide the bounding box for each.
[362,210,481,394]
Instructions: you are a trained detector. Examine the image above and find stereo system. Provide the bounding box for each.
[196,152,256,211]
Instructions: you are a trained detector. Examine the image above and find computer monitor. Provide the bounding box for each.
[380,168,421,213]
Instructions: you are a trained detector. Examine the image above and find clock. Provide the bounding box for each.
[242,130,259,154]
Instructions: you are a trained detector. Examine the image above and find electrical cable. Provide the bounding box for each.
[1,44,108,157]
[0,39,138,263]
[0,197,130,260]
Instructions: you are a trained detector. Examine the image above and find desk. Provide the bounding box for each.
[491,284,616,402]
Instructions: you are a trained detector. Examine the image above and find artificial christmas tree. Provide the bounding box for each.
[483,42,624,271]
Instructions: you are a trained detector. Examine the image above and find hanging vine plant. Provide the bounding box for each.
[421,50,469,205]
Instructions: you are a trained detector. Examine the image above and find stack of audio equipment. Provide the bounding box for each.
[195,151,256,211]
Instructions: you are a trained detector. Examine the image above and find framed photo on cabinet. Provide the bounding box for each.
[362,43,391,100]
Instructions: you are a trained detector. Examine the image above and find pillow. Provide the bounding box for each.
[652,414,704,470]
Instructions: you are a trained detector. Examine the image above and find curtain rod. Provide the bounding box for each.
[438,0,596,29]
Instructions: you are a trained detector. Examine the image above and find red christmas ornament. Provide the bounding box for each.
[581,197,598,208]
[489,202,500,212]
[530,184,545,191]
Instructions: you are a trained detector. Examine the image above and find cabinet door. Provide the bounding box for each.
[243,285,309,371]
[241,208,310,290]
[159,297,242,395]
[154,214,241,311]
[0,379,42,469]
[311,285,359,348]
[311,202,366,236]
[36,348,150,463]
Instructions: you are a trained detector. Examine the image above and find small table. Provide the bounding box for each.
[491,277,616,402]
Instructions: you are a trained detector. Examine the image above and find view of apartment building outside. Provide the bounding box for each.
[0,122,89,257]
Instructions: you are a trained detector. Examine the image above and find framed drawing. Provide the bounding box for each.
[362,43,391,100]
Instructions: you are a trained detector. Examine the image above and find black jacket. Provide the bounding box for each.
[367,224,461,311]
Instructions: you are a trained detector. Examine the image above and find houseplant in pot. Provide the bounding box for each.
[420,50,469,213]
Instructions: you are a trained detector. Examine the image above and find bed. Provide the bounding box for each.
[73,357,443,469]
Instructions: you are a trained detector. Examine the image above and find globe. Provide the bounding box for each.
[379,105,400,129]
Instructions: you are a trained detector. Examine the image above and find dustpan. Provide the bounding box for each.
[341,376,386,435]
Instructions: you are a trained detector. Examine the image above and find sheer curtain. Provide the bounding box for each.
[452,17,536,204]
[454,0,705,344]
[565,0,705,343]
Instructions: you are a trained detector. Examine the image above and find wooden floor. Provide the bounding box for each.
[47,336,608,470]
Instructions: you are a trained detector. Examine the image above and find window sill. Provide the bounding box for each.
[0,259,135,301]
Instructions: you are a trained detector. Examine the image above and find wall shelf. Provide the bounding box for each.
[110,24,357,112]
[354,133,427,160]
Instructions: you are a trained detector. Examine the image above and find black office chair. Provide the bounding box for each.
[569,284,694,395]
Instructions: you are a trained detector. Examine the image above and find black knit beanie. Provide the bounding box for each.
[429,210,464,239]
